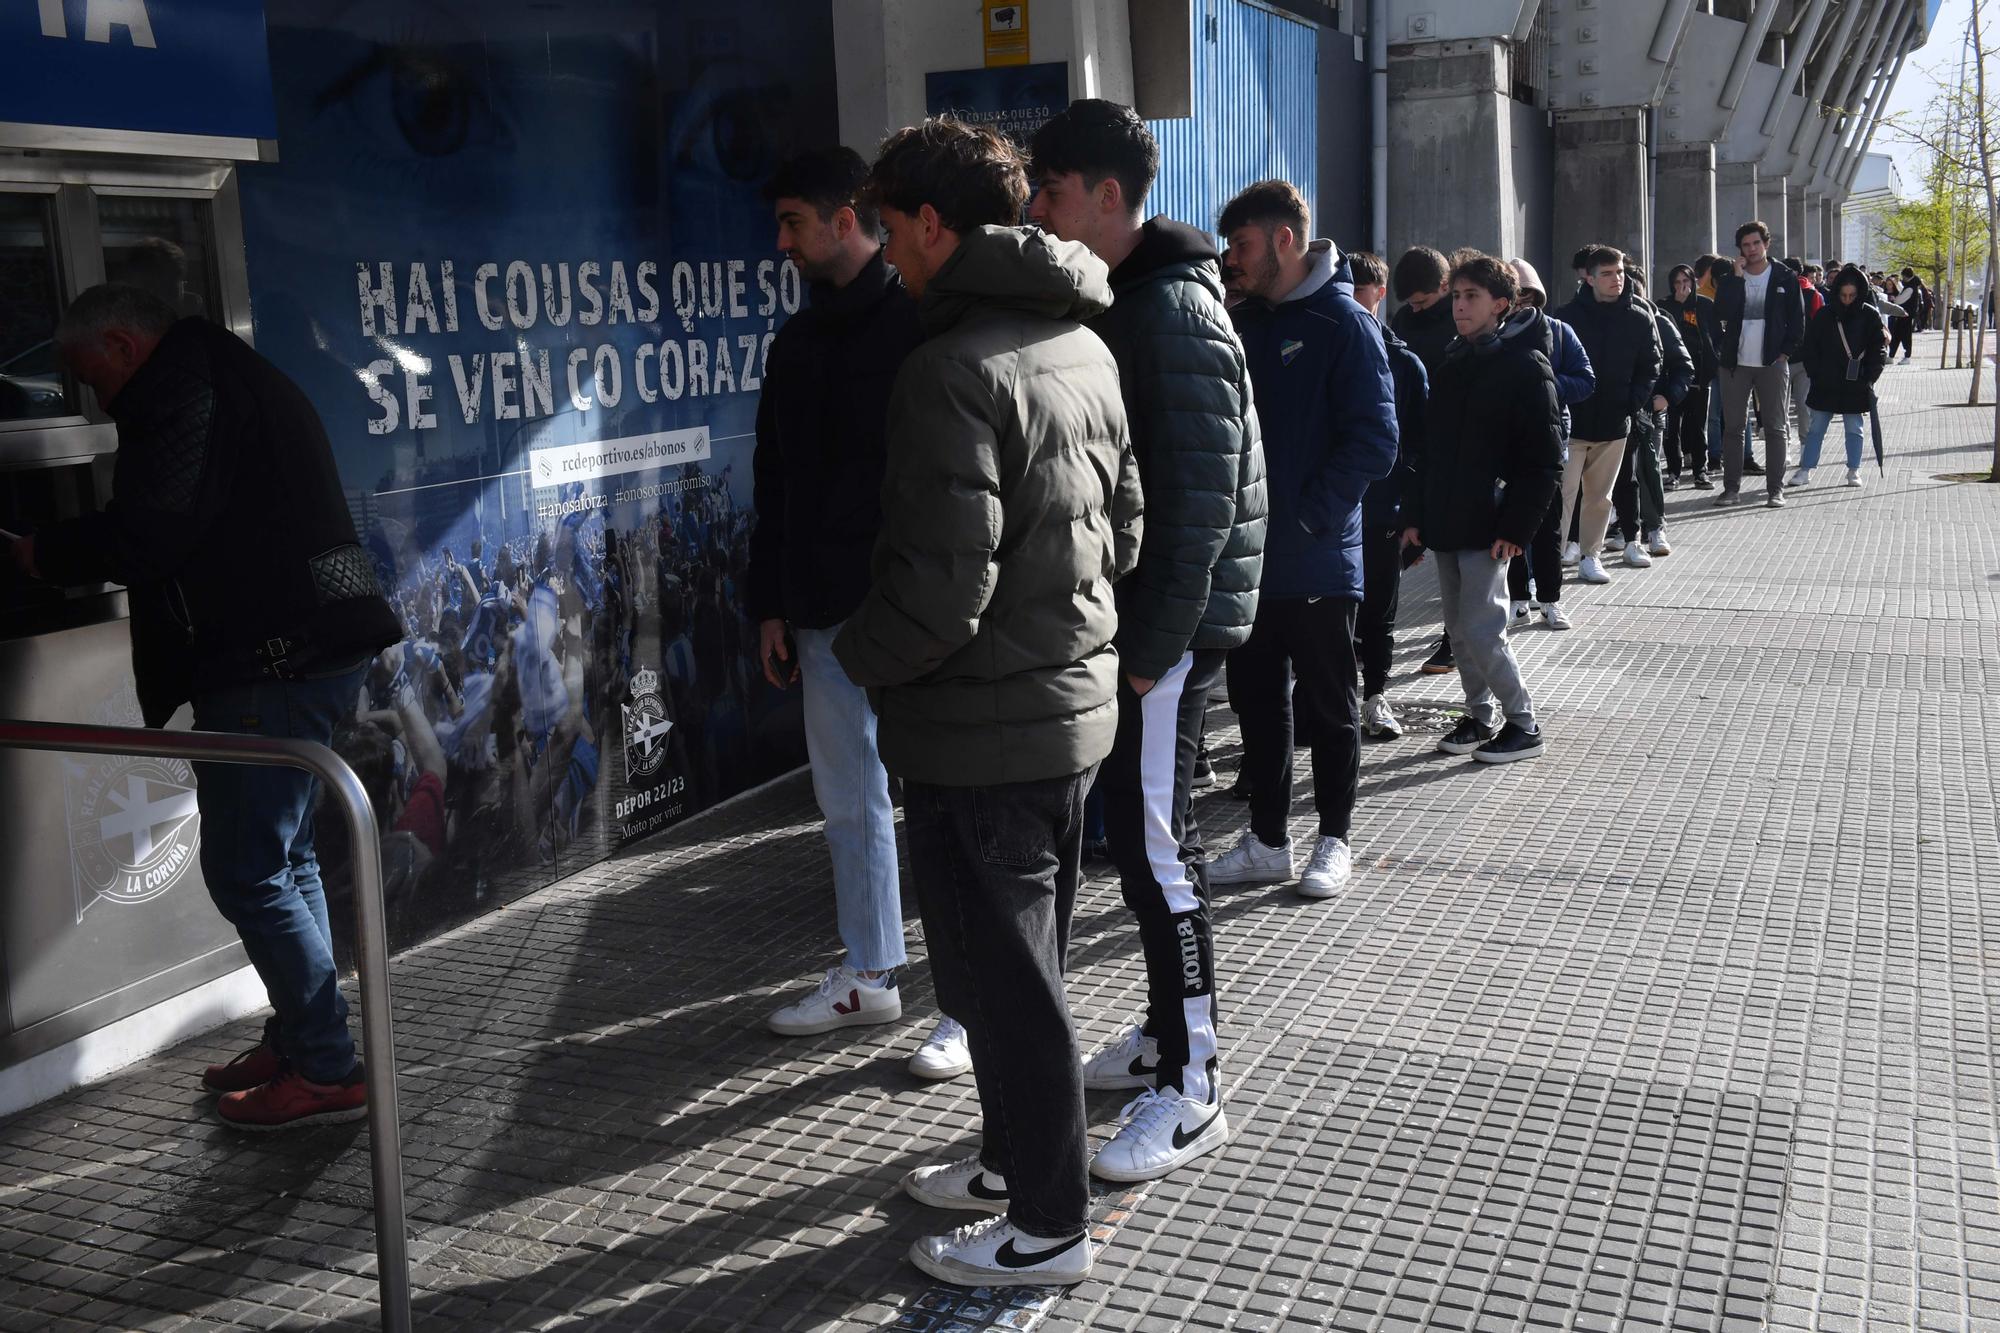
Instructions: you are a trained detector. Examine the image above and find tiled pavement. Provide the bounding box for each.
[3,340,1998,1332]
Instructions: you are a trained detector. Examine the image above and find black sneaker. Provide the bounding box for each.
[1471,721,1546,764]
[1226,775,1253,801]
[1437,716,1496,755]
[1421,639,1456,675]
[1743,459,1765,476]
[1689,473,1715,491]
[1191,746,1216,791]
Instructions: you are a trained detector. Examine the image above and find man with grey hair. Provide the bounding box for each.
[6,283,401,1131]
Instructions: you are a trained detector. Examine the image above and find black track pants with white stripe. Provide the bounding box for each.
[1100,648,1227,1104]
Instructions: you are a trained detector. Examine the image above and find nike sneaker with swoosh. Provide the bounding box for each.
[908,1214,1092,1288]
[902,1155,1010,1214]
[1089,1086,1229,1182]
[766,964,901,1037]
[1080,1022,1159,1091]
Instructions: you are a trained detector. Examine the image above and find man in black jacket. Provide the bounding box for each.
[1028,99,1266,1184]
[1401,254,1560,763]
[1610,267,1692,564]
[1658,263,1719,489]
[1712,220,1806,507]
[744,149,953,1074]
[1556,245,1661,586]
[1388,247,1459,675]
[7,284,401,1131]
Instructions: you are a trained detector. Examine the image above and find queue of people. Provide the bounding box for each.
[1,96,1901,1295]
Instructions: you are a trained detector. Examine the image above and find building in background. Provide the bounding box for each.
[1842,152,1907,274]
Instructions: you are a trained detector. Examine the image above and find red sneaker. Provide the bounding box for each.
[202,1037,283,1094]
[216,1066,367,1131]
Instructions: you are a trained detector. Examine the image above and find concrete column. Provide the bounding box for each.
[1784,181,1809,261]
[1756,173,1789,253]
[1387,39,1518,263]
[1654,146,1717,275]
[1822,198,1841,265]
[1717,161,1759,248]
[1552,108,1650,276]
[1801,194,1823,264]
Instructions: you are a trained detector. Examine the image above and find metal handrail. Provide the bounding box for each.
[0,719,411,1333]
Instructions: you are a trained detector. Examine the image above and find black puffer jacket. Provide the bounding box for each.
[746,250,923,629]
[1658,291,1720,382]
[1405,333,1562,553]
[1086,217,1266,678]
[1800,296,1887,414]
[34,318,400,726]
[1365,325,1427,530]
[1390,295,1456,381]
[1557,286,1662,442]
[1645,300,1694,407]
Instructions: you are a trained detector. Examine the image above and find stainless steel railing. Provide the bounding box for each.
[0,719,411,1333]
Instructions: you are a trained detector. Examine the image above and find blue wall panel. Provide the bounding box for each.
[1148,0,1319,239]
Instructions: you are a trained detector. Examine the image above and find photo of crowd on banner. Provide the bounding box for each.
[314,459,793,946]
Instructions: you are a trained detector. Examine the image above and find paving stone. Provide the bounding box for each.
[1,350,1997,1332]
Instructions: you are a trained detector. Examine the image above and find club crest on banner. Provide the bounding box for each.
[65,754,202,922]
[623,666,673,782]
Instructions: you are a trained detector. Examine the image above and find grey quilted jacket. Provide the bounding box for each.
[1086,217,1266,679]
[834,227,1143,787]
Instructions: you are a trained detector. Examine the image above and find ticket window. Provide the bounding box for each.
[0,154,251,622]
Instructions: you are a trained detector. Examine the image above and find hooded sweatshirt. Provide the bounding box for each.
[1228,240,1398,600]
[834,226,1144,787]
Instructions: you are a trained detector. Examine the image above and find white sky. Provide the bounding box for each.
[1876,0,1982,189]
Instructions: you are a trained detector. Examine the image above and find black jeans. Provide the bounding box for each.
[1889,318,1913,359]
[1230,596,1360,849]
[1666,378,1710,477]
[905,769,1093,1240]
[1355,526,1402,698]
[1508,489,1564,605]
[1101,650,1225,1102]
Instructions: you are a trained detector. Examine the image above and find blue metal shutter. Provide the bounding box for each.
[1147,0,1319,239]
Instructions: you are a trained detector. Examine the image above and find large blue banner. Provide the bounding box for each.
[237,0,834,940]
[0,0,276,139]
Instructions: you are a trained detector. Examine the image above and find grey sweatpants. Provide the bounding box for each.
[1435,549,1535,732]
[1719,362,1792,497]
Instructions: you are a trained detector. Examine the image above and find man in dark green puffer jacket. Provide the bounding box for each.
[1028,99,1266,1188]
[832,119,1141,1291]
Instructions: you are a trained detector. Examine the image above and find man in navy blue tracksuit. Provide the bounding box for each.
[1207,180,1397,901]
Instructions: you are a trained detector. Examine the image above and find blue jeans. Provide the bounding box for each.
[1799,408,1865,471]
[190,664,368,1083]
[794,624,905,972]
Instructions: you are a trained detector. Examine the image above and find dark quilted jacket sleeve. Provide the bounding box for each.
[1654,312,1693,406]
[833,357,1002,688]
[1496,354,1563,549]
[743,363,785,621]
[34,364,227,590]
[1112,294,1254,681]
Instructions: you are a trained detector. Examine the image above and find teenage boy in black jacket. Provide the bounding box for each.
[1401,255,1560,764]
[746,149,949,1071]
[1389,245,1457,675]
[1555,245,1661,586]
[1027,99,1266,1184]
[1658,263,1719,489]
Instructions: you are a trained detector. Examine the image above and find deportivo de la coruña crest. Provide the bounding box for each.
[64,753,202,923]
[623,666,674,783]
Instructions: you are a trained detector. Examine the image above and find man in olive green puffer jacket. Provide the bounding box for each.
[1028,99,1266,1189]
[832,119,1142,1291]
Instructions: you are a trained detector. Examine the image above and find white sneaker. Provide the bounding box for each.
[1577,556,1611,584]
[1089,1087,1229,1183]
[1622,541,1653,568]
[1645,529,1672,557]
[908,1017,972,1081]
[1560,541,1581,567]
[1844,467,1863,487]
[1510,600,1531,628]
[908,1214,1092,1288]
[1208,832,1295,886]
[767,965,901,1036]
[1787,468,1812,488]
[903,1155,1009,1214]
[1362,693,1402,739]
[1297,835,1352,900]
[1541,601,1573,630]
[1081,1022,1159,1091]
